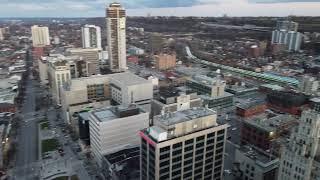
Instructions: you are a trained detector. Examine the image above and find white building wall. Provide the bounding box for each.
[81,25,102,49]
[106,13,127,72]
[89,111,149,165]
[31,25,50,47]
[38,59,48,85]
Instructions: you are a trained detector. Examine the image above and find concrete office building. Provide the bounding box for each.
[66,48,101,75]
[47,57,71,104]
[89,104,149,165]
[139,107,229,180]
[38,54,89,85]
[234,145,279,180]
[278,98,320,180]
[0,28,5,41]
[81,24,102,49]
[106,3,127,72]
[38,57,49,85]
[299,75,319,95]
[31,25,50,47]
[271,20,302,51]
[186,75,234,109]
[60,72,153,124]
[152,87,202,117]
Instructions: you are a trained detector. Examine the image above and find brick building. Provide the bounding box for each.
[241,114,297,151]
[236,100,267,118]
[154,53,176,70]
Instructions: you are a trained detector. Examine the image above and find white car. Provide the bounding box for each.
[224,169,232,175]
[231,128,237,131]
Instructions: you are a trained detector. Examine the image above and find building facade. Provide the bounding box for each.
[106,3,127,72]
[299,75,319,95]
[81,24,102,49]
[60,72,153,123]
[152,87,202,117]
[89,105,149,165]
[66,48,101,75]
[278,98,320,180]
[154,53,177,70]
[234,145,279,180]
[47,59,71,104]
[31,25,50,47]
[139,107,229,180]
[271,20,302,51]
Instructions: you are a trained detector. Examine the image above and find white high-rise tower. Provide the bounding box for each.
[106,2,127,72]
[81,25,102,49]
[31,25,50,47]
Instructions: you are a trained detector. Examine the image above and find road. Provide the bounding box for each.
[218,112,242,180]
[14,75,39,179]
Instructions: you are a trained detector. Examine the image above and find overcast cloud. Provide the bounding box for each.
[0,0,319,17]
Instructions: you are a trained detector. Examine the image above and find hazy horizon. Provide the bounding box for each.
[0,0,320,17]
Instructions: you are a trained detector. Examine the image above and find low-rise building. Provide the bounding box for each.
[187,75,234,109]
[101,146,140,180]
[234,145,279,180]
[89,104,149,165]
[241,114,298,151]
[236,100,267,118]
[154,53,176,70]
[152,87,202,117]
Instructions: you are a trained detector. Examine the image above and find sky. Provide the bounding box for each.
[0,0,320,17]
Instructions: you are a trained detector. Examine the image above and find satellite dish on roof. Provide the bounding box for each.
[216,69,221,74]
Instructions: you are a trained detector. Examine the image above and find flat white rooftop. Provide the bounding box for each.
[155,107,216,126]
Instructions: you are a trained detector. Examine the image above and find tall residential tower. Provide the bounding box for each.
[81,24,102,49]
[31,25,50,47]
[106,3,127,72]
[271,20,302,52]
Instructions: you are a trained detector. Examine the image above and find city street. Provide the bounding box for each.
[13,75,39,179]
[218,112,242,180]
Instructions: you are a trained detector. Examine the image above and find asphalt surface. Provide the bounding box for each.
[218,112,242,180]
[14,76,39,179]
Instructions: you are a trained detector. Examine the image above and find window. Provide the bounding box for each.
[207,133,215,139]
[184,152,193,159]
[197,136,205,141]
[173,142,182,149]
[185,139,194,145]
[160,160,170,167]
[184,145,193,152]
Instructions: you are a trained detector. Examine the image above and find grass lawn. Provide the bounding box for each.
[71,175,79,180]
[53,176,68,180]
[42,138,59,154]
[40,122,49,130]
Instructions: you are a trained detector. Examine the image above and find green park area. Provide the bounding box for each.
[40,122,49,130]
[41,138,59,154]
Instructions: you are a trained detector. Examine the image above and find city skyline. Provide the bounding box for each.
[0,0,320,17]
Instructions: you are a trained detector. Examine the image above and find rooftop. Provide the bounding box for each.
[238,145,279,168]
[154,107,216,126]
[244,114,297,132]
[189,75,225,87]
[91,104,143,122]
[110,72,150,86]
[237,100,266,110]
